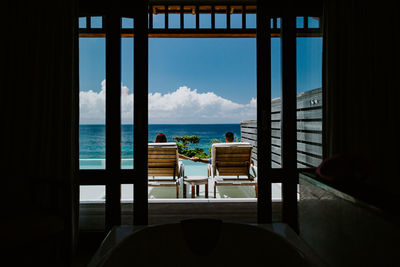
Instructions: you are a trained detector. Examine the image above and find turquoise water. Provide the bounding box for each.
[79,124,241,171]
[78,124,283,200]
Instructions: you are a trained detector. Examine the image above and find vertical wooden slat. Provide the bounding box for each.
[165,5,168,29]
[134,0,149,226]
[195,5,199,29]
[105,12,121,232]
[226,5,231,29]
[149,5,153,30]
[211,5,215,29]
[180,5,184,29]
[86,16,91,29]
[304,16,308,29]
[242,5,246,29]
[281,9,298,233]
[256,0,272,224]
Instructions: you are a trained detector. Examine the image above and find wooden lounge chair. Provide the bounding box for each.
[148,142,184,198]
[208,142,257,198]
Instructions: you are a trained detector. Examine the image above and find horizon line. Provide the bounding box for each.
[79,123,242,125]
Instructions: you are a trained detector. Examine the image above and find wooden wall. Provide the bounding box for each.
[241,88,322,168]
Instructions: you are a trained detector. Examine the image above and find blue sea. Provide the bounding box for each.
[79,124,241,171]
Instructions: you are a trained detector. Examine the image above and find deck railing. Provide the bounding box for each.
[241,88,322,168]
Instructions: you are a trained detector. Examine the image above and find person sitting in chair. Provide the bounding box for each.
[191,132,234,163]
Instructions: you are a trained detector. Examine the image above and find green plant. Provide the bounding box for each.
[173,135,208,159]
[172,136,200,146]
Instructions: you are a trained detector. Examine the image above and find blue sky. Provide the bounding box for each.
[80,37,322,99]
[79,34,322,123]
[149,38,256,103]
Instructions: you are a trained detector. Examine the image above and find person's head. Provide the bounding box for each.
[155,133,167,143]
[225,132,234,142]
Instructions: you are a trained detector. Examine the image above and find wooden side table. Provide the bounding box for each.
[183,177,209,198]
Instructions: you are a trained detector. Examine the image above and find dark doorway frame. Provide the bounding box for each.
[77,0,323,233]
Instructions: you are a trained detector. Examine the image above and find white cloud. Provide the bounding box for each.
[79,80,106,124]
[79,80,256,124]
[149,86,256,123]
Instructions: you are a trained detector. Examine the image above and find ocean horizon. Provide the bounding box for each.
[78,123,283,199]
[79,123,244,125]
[79,124,241,164]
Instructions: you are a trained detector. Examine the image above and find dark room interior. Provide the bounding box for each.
[2,0,399,266]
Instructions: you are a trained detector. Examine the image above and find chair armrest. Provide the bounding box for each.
[250,165,257,179]
[178,161,185,178]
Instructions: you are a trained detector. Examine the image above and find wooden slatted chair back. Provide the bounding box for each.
[148,143,179,179]
[211,143,252,178]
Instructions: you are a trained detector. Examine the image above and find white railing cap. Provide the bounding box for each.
[148,142,177,148]
[211,142,252,148]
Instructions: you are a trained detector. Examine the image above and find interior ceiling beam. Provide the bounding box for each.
[79,0,322,17]
[150,4,257,14]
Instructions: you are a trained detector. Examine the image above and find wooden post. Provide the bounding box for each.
[281,5,299,233]
[105,11,121,231]
[256,0,272,223]
[134,0,149,226]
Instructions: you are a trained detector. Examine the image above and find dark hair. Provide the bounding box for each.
[225,132,234,142]
[155,133,167,143]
